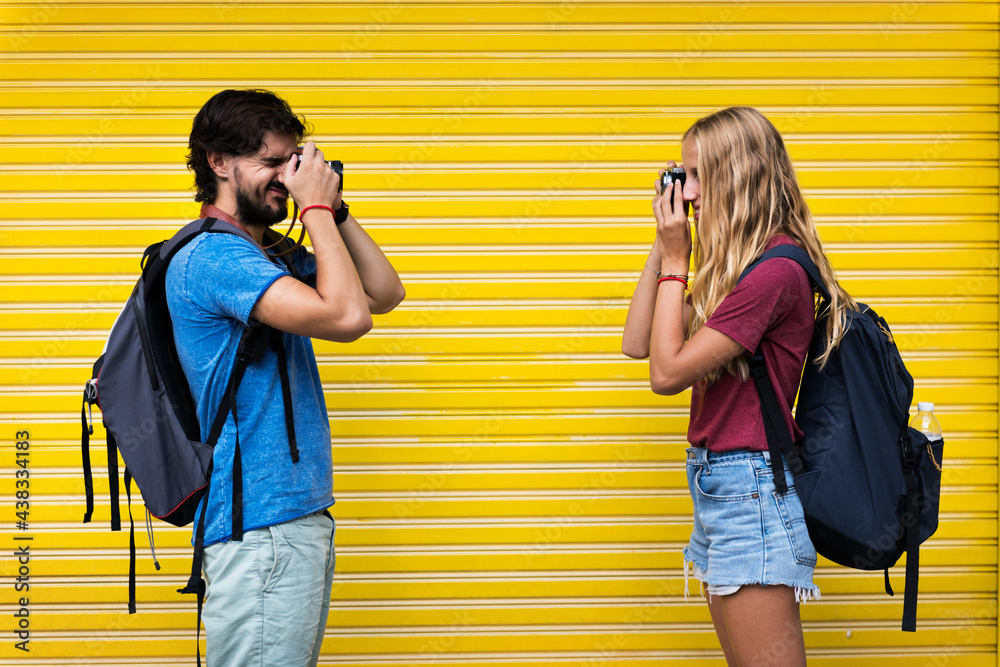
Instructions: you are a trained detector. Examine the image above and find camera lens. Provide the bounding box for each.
[293,154,344,192]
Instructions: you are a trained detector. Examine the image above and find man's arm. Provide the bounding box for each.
[251,143,373,342]
[336,212,405,314]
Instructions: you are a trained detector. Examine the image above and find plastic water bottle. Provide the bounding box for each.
[910,402,943,443]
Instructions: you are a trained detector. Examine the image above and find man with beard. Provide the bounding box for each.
[165,89,405,666]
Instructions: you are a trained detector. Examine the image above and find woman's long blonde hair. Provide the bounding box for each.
[685,106,856,380]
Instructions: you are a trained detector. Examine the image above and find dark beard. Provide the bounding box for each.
[234,179,288,228]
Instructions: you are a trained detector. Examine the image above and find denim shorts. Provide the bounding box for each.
[682,447,820,603]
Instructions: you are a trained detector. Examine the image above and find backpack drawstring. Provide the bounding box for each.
[145,510,160,571]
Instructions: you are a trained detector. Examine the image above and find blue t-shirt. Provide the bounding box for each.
[165,232,333,546]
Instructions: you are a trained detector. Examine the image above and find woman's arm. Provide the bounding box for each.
[623,244,693,359]
[646,174,743,394]
[623,167,692,359]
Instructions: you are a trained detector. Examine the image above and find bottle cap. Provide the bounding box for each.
[917,401,935,412]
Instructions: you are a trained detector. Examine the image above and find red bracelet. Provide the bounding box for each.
[299,204,335,220]
[657,276,688,288]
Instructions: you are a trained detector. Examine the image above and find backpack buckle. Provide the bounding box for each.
[899,432,917,469]
[84,378,98,404]
[236,325,271,364]
[83,379,99,434]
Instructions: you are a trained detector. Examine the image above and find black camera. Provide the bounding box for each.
[294,152,344,192]
[659,167,689,215]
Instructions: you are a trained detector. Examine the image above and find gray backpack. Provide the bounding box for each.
[81,218,298,623]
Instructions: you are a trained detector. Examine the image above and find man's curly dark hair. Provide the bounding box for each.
[187,89,308,204]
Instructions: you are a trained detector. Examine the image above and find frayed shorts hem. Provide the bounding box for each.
[683,556,821,604]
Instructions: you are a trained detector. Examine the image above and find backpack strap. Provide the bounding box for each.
[107,430,121,532]
[737,244,830,302]
[123,467,137,614]
[270,330,300,463]
[747,355,805,494]
[81,369,99,524]
[900,431,922,631]
[737,245,824,494]
[178,458,213,667]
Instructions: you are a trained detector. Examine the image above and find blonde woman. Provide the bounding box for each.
[622,106,854,666]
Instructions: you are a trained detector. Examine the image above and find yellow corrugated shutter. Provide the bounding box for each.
[1,1,998,664]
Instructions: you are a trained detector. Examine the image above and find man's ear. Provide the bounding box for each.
[206,151,231,180]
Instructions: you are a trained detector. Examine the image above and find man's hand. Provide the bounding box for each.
[281,141,342,212]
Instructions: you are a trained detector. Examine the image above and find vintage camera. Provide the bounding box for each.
[659,167,689,215]
[294,151,344,192]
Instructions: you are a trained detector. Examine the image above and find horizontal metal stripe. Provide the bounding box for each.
[5,557,998,579]
[6,171,999,192]
[2,3,998,24]
[4,19,1000,29]
[0,219,996,249]
[13,242,992,252]
[4,617,995,632]
[3,459,988,474]
[1,87,997,109]
[7,436,994,465]
[3,50,996,58]
[0,296,996,308]
[7,188,999,198]
[16,551,996,575]
[3,116,998,135]
[12,498,996,521]
[10,373,999,392]
[4,34,997,57]
[0,0,993,4]
[0,638,993,663]
[4,77,1000,86]
[0,651,991,667]
[4,78,996,87]
[4,60,999,84]
[5,161,999,169]
[10,476,993,491]
[7,543,996,558]
[6,131,995,140]
[9,426,995,444]
[2,199,996,220]
[3,142,996,167]
[9,389,1000,413]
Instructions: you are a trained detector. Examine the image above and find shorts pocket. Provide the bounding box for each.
[772,488,817,567]
[260,524,288,594]
[694,463,760,502]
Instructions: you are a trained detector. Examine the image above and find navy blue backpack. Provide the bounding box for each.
[738,245,944,632]
[81,219,301,664]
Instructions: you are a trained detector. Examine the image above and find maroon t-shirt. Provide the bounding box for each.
[687,236,816,452]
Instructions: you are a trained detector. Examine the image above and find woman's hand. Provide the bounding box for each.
[652,161,691,276]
